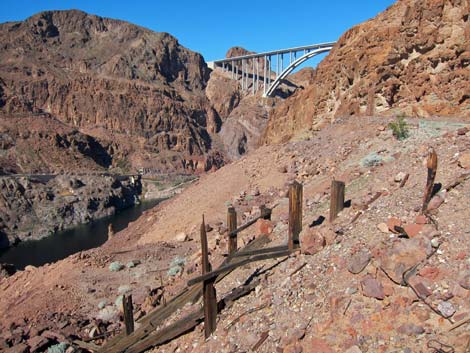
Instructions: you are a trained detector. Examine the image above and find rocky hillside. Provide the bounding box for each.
[263,0,470,144]
[0,10,223,174]
[2,115,470,352]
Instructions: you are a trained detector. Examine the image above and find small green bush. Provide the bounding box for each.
[109,261,124,272]
[389,115,409,140]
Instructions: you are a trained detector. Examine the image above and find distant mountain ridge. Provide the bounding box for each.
[0,10,223,174]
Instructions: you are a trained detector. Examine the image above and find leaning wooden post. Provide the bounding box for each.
[227,207,238,255]
[422,147,438,213]
[288,181,303,250]
[201,215,217,338]
[122,294,134,335]
[329,180,345,222]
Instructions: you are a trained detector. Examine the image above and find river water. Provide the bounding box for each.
[0,198,162,270]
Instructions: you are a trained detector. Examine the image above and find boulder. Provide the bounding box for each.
[387,217,402,233]
[403,223,423,238]
[377,237,429,284]
[255,219,274,237]
[361,275,385,300]
[300,228,326,255]
[458,153,470,169]
[347,250,371,274]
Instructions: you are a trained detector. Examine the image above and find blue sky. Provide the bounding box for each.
[0,0,396,62]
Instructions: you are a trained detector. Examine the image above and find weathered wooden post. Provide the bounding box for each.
[260,204,272,220]
[122,294,134,335]
[329,180,345,222]
[227,207,238,255]
[108,223,114,239]
[201,215,217,338]
[288,181,303,251]
[422,147,438,213]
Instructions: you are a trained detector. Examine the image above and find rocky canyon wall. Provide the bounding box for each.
[263,0,470,144]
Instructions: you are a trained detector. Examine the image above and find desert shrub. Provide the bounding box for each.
[109,261,124,272]
[389,115,409,140]
[361,152,384,167]
[167,256,186,276]
[47,343,68,353]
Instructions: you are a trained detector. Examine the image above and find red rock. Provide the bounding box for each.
[415,215,428,224]
[454,312,468,322]
[5,344,29,353]
[413,282,432,299]
[27,335,50,352]
[300,228,326,255]
[284,343,303,353]
[403,223,423,238]
[347,250,371,274]
[427,193,445,211]
[459,273,470,290]
[302,338,335,353]
[387,217,402,233]
[457,127,469,135]
[378,237,428,284]
[255,219,274,237]
[459,153,470,169]
[361,276,385,300]
[419,266,441,281]
[397,323,425,335]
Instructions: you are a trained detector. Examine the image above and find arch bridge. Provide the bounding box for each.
[207,42,336,97]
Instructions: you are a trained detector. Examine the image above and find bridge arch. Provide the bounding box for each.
[263,47,333,97]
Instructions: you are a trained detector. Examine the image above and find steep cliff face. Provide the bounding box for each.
[0,10,223,173]
[207,47,307,160]
[263,0,470,144]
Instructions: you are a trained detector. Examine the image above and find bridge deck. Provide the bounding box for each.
[211,41,336,63]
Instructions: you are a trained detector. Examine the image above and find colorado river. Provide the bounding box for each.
[0,198,163,270]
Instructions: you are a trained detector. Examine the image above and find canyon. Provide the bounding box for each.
[1,0,470,352]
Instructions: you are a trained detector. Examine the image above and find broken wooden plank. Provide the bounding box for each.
[251,331,269,351]
[399,173,410,188]
[231,245,289,258]
[288,181,303,250]
[124,279,261,353]
[187,249,292,286]
[98,236,271,353]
